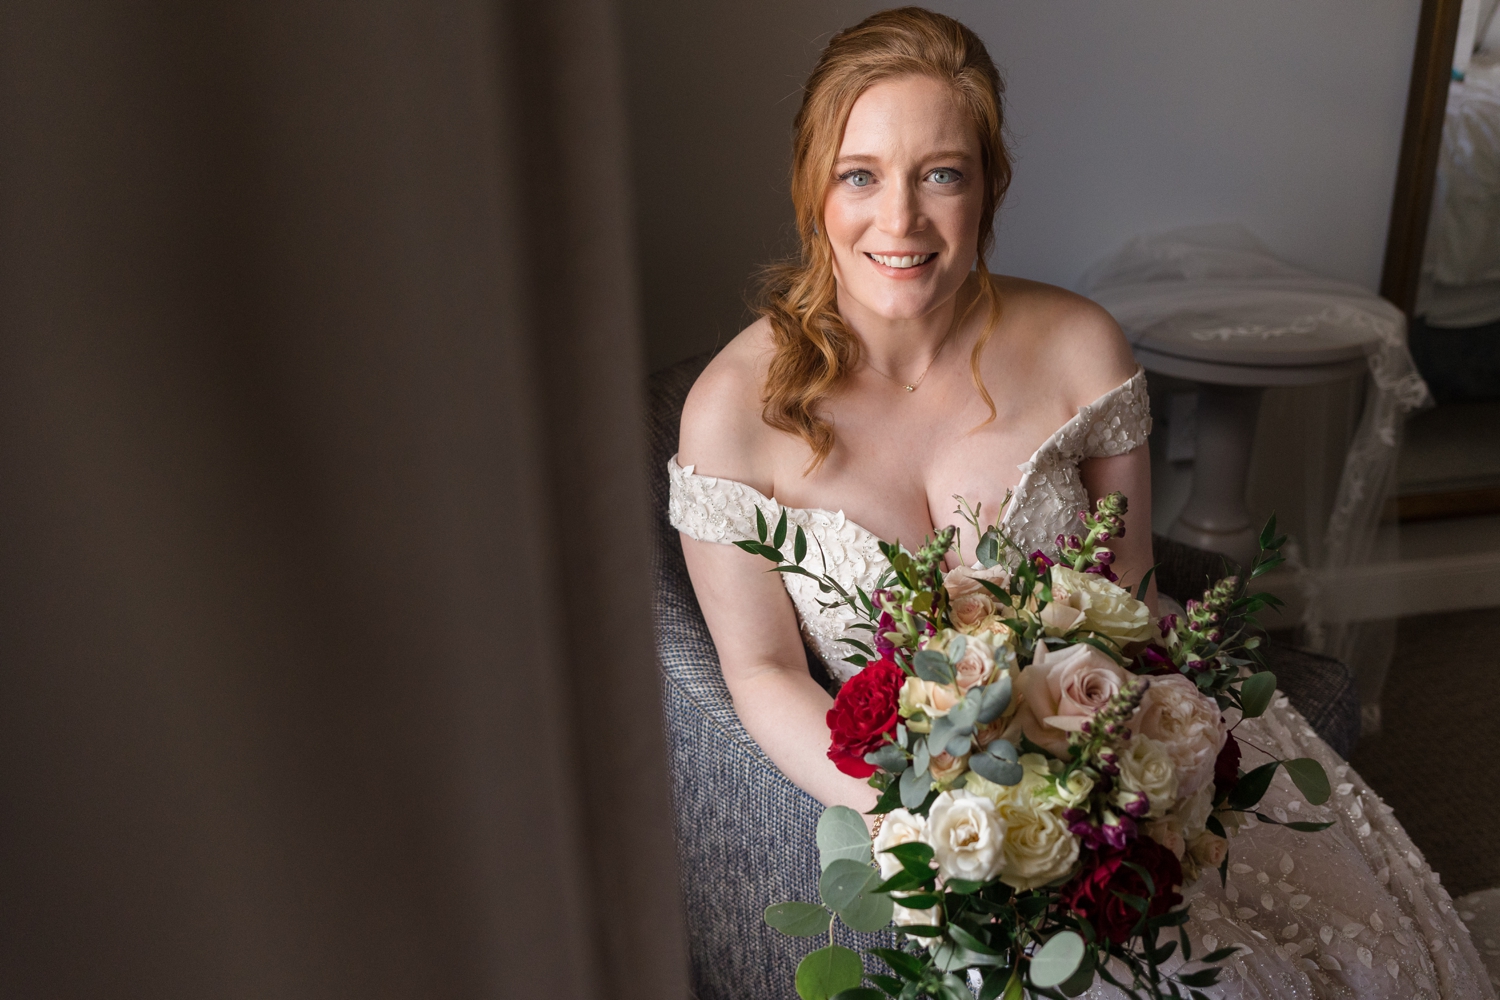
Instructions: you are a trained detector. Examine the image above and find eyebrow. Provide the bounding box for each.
[834,150,977,165]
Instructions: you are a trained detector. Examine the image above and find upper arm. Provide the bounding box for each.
[674,320,811,684]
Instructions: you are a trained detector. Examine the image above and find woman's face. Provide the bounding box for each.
[823,74,985,326]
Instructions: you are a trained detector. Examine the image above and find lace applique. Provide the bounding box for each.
[668,459,887,681]
[667,368,1151,681]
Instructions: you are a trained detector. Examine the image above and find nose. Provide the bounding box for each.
[875,173,923,239]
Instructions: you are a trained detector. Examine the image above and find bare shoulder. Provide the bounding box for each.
[988,275,1138,409]
[676,316,778,491]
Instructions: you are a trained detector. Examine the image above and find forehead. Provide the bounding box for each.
[838,74,979,160]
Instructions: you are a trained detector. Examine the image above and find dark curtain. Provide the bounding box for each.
[0,1,686,997]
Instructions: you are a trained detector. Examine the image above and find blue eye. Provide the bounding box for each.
[930,169,960,184]
[842,170,874,188]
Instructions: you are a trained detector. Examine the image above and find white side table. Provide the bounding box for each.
[1132,325,1378,567]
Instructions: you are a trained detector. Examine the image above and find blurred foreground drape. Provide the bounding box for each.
[0,2,687,998]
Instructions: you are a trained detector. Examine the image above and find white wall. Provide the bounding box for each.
[623,1,1424,371]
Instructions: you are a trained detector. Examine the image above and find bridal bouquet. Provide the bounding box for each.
[738,495,1331,1000]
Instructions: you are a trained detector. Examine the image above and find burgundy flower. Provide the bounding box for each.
[1213,732,1242,800]
[1063,838,1184,944]
[826,657,905,778]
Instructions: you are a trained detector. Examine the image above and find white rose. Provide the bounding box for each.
[964,753,1053,808]
[873,808,927,879]
[1114,735,1179,818]
[1047,565,1156,645]
[874,809,943,930]
[1047,765,1096,809]
[944,564,1011,633]
[995,796,1080,890]
[1136,675,1227,796]
[924,790,1005,883]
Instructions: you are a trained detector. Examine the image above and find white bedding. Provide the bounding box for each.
[1418,55,1500,326]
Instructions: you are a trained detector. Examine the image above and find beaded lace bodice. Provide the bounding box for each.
[668,367,1152,681]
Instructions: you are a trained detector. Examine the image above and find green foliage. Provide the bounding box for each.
[796,945,864,1000]
[1029,930,1085,988]
[765,902,833,937]
[1283,757,1331,805]
[818,806,873,870]
[820,859,880,912]
[1238,670,1277,719]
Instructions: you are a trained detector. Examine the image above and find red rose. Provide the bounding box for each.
[1213,733,1241,800]
[826,657,905,778]
[1062,838,1184,944]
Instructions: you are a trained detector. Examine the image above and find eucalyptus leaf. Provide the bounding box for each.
[864,743,908,774]
[839,887,895,933]
[795,945,864,1000]
[817,806,873,870]
[913,738,931,777]
[899,764,931,810]
[1282,757,1331,805]
[976,530,1000,568]
[945,697,980,731]
[913,650,955,684]
[975,675,1012,724]
[946,635,968,664]
[764,901,832,937]
[1029,930,1085,988]
[945,731,973,757]
[984,739,1018,762]
[1239,670,1276,719]
[819,858,880,912]
[1058,949,1097,997]
[969,753,1023,786]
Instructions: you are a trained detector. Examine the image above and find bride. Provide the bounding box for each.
[668,8,1492,999]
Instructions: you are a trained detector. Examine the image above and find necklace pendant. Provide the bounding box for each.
[903,384,915,392]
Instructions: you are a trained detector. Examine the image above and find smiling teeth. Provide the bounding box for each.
[870,253,934,268]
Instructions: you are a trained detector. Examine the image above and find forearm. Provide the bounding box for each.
[727,664,881,817]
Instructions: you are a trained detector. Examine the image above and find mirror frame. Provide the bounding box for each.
[1380,0,1465,315]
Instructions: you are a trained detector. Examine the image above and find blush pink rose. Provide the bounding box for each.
[1135,674,1226,796]
[943,564,1011,632]
[1011,642,1131,758]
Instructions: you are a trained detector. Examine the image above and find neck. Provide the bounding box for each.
[837,281,969,382]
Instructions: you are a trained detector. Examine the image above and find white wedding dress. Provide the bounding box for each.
[668,368,1495,1000]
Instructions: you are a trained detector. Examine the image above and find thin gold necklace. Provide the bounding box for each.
[863,326,955,392]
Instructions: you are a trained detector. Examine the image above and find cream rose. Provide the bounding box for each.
[899,677,959,731]
[962,753,1052,808]
[995,796,1080,890]
[929,750,969,783]
[1045,565,1156,645]
[944,564,1012,633]
[1143,818,1186,859]
[1136,674,1227,796]
[874,810,942,929]
[1011,642,1132,757]
[1114,735,1179,818]
[1188,831,1228,871]
[924,790,1005,883]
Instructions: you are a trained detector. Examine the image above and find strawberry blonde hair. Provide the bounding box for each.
[759,7,1010,470]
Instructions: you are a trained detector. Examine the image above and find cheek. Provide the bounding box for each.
[821,191,866,258]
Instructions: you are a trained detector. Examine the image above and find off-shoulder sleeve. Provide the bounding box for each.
[1066,367,1152,461]
[667,455,779,544]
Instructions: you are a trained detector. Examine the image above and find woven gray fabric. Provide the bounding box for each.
[647,352,1359,998]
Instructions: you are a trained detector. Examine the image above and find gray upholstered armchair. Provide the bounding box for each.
[646,353,1358,1000]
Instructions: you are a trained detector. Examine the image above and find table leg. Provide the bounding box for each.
[1170,384,1266,568]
